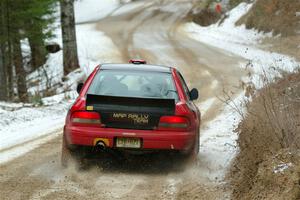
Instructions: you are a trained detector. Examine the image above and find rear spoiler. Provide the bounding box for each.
[86,94,175,115]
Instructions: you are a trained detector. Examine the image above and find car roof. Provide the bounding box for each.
[100,63,172,73]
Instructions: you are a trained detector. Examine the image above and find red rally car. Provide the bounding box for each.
[62,60,201,166]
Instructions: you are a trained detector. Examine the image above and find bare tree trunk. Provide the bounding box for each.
[0,45,8,100]
[28,34,47,70]
[13,37,28,102]
[60,0,80,76]
[27,22,47,71]
[0,1,8,101]
[3,0,14,100]
[6,51,14,100]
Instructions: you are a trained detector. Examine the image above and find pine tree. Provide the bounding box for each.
[23,0,57,70]
[0,45,7,101]
[0,0,14,100]
[0,0,57,102]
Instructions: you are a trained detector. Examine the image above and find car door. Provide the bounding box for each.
[176,71,201,125]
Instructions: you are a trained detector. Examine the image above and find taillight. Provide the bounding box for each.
[71,111,101,126]
[158,116,190,131]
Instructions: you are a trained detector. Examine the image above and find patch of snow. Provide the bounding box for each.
[0,130,61,164]
[0,101,71,152]
[183,3,300,88]
[28,24,121,95]
[197,98,216,117]
[199,93,244,181]
[42,91,77,106]
[75,0,120,23]
[120,0,132,3]
[76,24,122,75]
[159,1,190,13]
[27,52,63,95]
[273,163,292,174]
[211,80,218,89]
[0,108,7,114]
[0,101,25,111]
[112,1,152,16]
[187,3,266,47]
[28,4,122,95]
[21,38,31,70]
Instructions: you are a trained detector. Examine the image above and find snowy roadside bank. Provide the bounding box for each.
[198,94,244,181]
[185,2,299,182]
[183,3,299,88]
[0,99,69,151]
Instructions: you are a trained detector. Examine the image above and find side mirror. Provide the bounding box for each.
[190,88,199,101]
[76,83,84,94]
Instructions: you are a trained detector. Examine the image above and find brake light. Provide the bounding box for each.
[71,111,101,126]
[158,116,190,131]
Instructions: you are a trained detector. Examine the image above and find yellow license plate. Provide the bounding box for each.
[116,138,141,148]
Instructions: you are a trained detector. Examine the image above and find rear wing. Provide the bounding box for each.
[86,94,175,115]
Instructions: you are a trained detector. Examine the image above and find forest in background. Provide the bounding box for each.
[0,0,79,103]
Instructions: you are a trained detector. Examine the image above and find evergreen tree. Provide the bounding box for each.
[0,0,14,100]
[0,0,57,102]
[23,0,57,70]
[0,44,7,101]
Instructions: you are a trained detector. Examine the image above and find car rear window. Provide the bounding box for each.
[88,70,178,100]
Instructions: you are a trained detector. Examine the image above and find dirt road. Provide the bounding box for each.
[0,1,246,199]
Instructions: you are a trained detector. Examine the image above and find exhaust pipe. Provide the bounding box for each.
[94,141,123,161]
[96,141,106,151]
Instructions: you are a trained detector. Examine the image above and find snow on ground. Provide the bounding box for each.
[0,93,76,163]
[76,24,122,74]
[112,1,152,16]
[0,100,70,150]
[273,163,293,174]
[199,94,244,181]
[0,1,122,164]
[0,108,5,114]
[28,0,122,94]
[75,0,120,23]
[197,98,216,117]
[184,2,299,180]
[0,129,62,163]
[183,3,299,88]
[0,101,26,111]
[28,0,123,92]
[28,23,121,94]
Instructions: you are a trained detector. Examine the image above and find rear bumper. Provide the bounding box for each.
[64,125,196,151]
